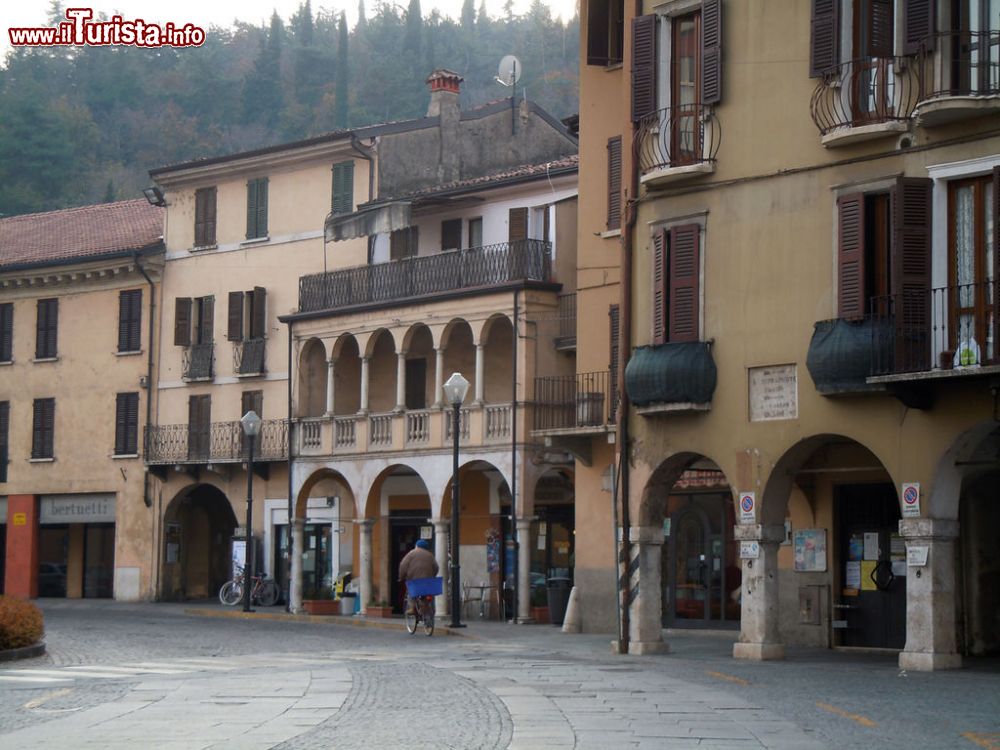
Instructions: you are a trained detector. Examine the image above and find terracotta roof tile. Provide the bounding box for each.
[0,199,163,270]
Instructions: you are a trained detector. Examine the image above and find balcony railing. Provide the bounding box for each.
[919,30,1000,100]
[370,413,394,446]
[234,337,266,376]
[534,371,613,431]
[405,410,431,444]
[298,240,553,313]
[334,416,358,448]
[145,419,288,465]
[484,404,512,441]
[555,293,576,349]
[810,56,922,137]
[444,407,471,441]
[182,343,214,381]
[635,103,720,177]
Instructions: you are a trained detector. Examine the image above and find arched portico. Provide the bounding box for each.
[161,483,237,601]
[297,338,328,417]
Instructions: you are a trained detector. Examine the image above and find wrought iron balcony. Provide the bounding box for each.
[635,104,720,184]
[234,337,266,376]
[182,343,214,381]
[298,240,553,313]
[145,419,288,465]
[915,30,1000,125]
[534,371,614,432]
[810,56,921,143]
[624,342,716,411]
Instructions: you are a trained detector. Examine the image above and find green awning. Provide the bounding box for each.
[625,342,716,406]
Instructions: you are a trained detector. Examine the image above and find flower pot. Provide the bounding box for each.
[530,606,550,624]
[302,599,339,616]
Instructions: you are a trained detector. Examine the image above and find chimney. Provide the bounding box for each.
[426,69,463,118]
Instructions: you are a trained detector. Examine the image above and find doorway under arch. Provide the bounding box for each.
[161,484,237,601]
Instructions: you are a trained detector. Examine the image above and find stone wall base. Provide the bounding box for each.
[733,642,785,661]
[630,640,669,655]
[899,651,962,671]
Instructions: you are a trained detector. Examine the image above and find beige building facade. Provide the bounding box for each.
[579,0,1000,668]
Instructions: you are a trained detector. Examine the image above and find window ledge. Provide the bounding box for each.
[605,62,623,71]
[190,244,219,253]
[916,95,1000,127]
[29,457,55,463]
[113,453,140,460]
[600,229,622,239]
[235,371,265,378]
[241,236,270,246]
[820,120,908,148]
[115,349,143,357]
[182,376,214,383]
[0,360,11,366]
[32,357,59,364]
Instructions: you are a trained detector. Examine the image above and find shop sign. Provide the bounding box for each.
[13,512,27,526]
[739,541,760,559]
[901,482,921,518]
[748,364,798,422]
[738,492,756,524]
[39,494,116,524]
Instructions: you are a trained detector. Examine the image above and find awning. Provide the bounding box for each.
[324,201,412,242]
[624,342,717,406]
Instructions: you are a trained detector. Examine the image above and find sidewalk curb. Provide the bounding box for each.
[0,641,46,662]
[183,607,475,638]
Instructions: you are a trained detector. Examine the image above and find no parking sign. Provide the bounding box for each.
[901,483,921,518]
[739,492,756,524]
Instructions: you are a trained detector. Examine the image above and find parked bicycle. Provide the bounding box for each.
[219,566,279,607]
[404,576,442,636]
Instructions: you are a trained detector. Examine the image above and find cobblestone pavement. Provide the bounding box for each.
[0,601,997,749]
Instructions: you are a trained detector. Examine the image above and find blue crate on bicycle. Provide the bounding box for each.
[406,577,443,597]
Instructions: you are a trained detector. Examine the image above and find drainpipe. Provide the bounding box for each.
[510,287,520,622]
[133,251,156,510]
[350,135,377,264]
[286,318,294,612]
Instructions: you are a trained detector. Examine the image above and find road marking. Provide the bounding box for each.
[816,701,877,728]
[706,670,750,686]
[66,665,188,675]
[23,687,74,709]
[129,661,232,672]
[962,732,1000,749]
[2,669,134,680]
[0,675,73,684]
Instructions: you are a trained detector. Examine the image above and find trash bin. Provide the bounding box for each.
[546,577,573,626]
[339,592,357,615]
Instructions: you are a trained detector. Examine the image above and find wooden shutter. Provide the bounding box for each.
[701,0,723,105]
[247,178,268,239]
[509,208,528,243]
[332,162,354,215]
[251,287,267,339]
[0,401,9,482]
[246,179,257,239]
[890,178,932,371]
[837,194,866,319]
[587,0,610,65]
[0,303,12,362]
[652,229,667,344]
[993,167,1000,363]
[609,304,620,420]
[199,296,215,345]
[904,0,935,54]
[607,136,622,231]
[118,289,141,352]
[174,297,192,346]
[194,187,217,246]
[668,224,701,342]
[187,394,211,459]
[32,398,54,459]
[115,392,139,455]
[227,292,244,341]
[866,0,894,57]
[631,14,657,122]
[257,178,268,238]
[810,0,840,77]
[36,298,57,359]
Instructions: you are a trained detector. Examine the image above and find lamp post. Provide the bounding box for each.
[442,372,470,629]
[240,410,262,613]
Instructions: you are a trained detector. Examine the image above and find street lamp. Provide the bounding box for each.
[442,372,470,629]
[240,410,262,613]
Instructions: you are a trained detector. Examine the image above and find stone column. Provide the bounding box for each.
[289,518,305,613]
[516,517,534,623]
[474,344,485,405]
[394,350,407,412]
[433,519,450,617]
[356,519,375,613]
[359,357,370,414]
[898,518,962,671]
[433,348,444,408]
[625,526,668,654]
[732,524,785,661]
[325,359,336,416]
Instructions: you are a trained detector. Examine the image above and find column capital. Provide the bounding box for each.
[396,349,408,357]
[899,518,959,541]
[515,516,536,530]
[733,523,785,544]
[354,518,376,530]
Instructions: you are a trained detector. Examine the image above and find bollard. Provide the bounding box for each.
[561,586,581,634]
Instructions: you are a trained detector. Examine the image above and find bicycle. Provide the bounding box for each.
[403,576,442,636]
[219,567,279,607]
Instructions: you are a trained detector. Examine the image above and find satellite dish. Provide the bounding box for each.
[497,55,522,87]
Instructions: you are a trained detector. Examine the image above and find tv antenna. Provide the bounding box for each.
[497,55,523,135]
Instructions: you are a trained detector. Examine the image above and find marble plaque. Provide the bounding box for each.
[749,364,798,422]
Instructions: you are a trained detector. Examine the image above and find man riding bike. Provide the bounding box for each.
[398,539,439,613]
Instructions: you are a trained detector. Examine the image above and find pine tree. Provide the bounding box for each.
[335,11,350,129]
[460,0,475,31]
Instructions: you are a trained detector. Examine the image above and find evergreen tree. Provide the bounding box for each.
[461,0,475,31]
[356,0,368,32]
[335,11,350,129]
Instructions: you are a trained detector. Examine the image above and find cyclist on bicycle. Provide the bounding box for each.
[398,539,438,613]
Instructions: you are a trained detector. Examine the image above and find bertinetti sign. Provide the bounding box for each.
[39,494,116,524]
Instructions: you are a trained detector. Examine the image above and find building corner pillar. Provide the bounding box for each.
[733,524,785,662]
[289,518,305,613]
[432,518,450,617]
[627,525,668,655]
[516,517,534,623]
[356,518,376,613]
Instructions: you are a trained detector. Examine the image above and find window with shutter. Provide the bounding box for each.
[194,187,217,247]
[390,226,419,260]
[891,177,932,370]
[118,289,142,353]
[246,177,269,239]
[32,397,55,459]
[903,0,934,54]
[174,298,192,346]
[509,208,529,243]
[228,291,244,341]
[865,0,894,57]
[441,219,462,250]
[197,296,215,345]
[652,230,667,344]
[240,390,263,455]
[701,0,723,105]
[837,194,867,319]
[668,224,701,342]
[0,303,12,363]
[114,392,139,455]
[587,0,625,66]
[631,15,657,122]
[0,401,9,482]
[35,298,58,359]
[607,137,623,231]
[468,217,483,248]
[251,287,267,339]
[609,305,620,420]
[187,394,211,460]
[332,161,355,215]
[810,0,840,77]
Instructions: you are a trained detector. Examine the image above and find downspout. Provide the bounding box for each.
[350,135,377,264]
[510,287,519,622]
[133,251,156,510]
[286,318,294,612]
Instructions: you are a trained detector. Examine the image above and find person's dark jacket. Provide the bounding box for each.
[398,546,439,581]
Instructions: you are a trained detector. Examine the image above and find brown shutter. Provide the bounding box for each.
[251,287,267,339]
[199,296,215,345]
[509,208,528,242]
[891,178,933,371]
[115,392,139,455]
[904,0,935,54]
[174,298,192,346]
[701,0,723,105]
[0,400,9,482]
[837,194,866,319]
[867,0,894,57]
[607,136,622,231]
[119,289,141,352]
[194,189,206,246]
[810,0,840,77]
[652,229,667,344]
[36,299,57,359]
[587,0,610,65]
[227,291,244,341]
[631,14,657,122]
[992,167,999,364]
[609,304,620,420]
[668,224,701,342]
[0,303,12,362]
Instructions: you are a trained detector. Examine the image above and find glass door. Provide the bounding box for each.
[83,523,115,598]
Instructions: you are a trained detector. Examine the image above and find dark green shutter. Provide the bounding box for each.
[257,178,269,237]
[0,401,9,482]
[199,296,215,345]
[36,299,57,359]
[0,303,12,362]
[32,398,54,459]
[587,0,610,65]
[174,298,192,346]
[246,179,257,239]
[247,178,267,239]
[607,136,622,231]
[115,392,139,455]
[332,162,354,215]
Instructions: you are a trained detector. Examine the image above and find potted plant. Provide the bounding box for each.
[365,600,394,618]
[302,586,339,616]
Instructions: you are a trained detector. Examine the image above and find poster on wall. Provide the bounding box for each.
[793,529,827,572]
[845,561,861,588]
[232,539,247,578]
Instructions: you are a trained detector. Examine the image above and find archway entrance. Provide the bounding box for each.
[161,484,237,601]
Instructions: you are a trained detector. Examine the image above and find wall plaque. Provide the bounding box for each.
[749,364,798,422]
